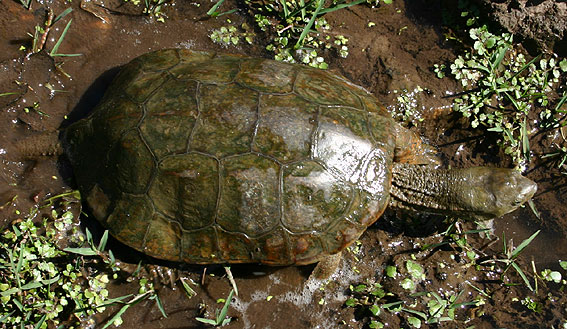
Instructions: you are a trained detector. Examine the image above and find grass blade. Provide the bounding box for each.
[319,0,366,14]
[153,293,167,318]
[97,230,109,251]
[49,19,81,57]
[195,317,218,325]
[206,0,225,16]
[521,117,530,162]
[101,304,131,329]
[33,314,46,329]
[510,54,541,81]
[510,230,540,260]
[555,91,567,113]
[490,43,508,71]
[63,247,98,256]
[511,262,533,291]
[294,0,323,49]
[217,289,234,324]
[279,0,289,18]
[52,8,73,26]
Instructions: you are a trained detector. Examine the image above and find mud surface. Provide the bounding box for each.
[1,0,566,328]
[472,0,567,55]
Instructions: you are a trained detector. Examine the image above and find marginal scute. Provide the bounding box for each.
[106,194,154,250]
[255,228,292,265]
[282,161,353,233]
[237,58,296,93]
[215,229,254,262]
[105,129,155,194]
[140,79,199,158]
[85,184,111,222]
[149,153,218,230]
[217,154,280,236]
[344,190,387,226]
[366,112,396,150]
[190,84,258,157]
[320,219,365,255]
[143,213,182,261]
[288,234,325,264]
[253,94,317,162]
[180,227,220,263]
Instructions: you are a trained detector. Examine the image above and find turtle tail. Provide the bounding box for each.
[11,132,63,159]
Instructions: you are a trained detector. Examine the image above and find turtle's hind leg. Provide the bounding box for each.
[392,123,441,165]
[310,252,342,280]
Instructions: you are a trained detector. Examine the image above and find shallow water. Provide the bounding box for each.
[1,0,565,328]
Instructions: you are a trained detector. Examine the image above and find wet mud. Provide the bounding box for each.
[1,0,566,328]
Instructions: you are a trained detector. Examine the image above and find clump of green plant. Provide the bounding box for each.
[435,25,567,167]
[0,197,108,328]
[208,0,390,67]
[389,86,428,126]
[542,105,567,174]
[210,22,254,47]
[123,0,169,21]
[343,219,555,328]
[196,289,235,326]
[24,8,81,57]
[0,192,165,328]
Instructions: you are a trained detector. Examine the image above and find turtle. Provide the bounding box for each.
[59,48,536,276]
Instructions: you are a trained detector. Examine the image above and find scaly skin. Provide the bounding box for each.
[389,163,537,219]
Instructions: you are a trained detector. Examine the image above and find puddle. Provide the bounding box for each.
[1,0,566,328]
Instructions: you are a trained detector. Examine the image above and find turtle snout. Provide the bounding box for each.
[514,176,537,206]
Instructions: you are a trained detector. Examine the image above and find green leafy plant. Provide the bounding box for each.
[25,8,81,57]
[214,0,391,67]
[436,25,567,167]
[123,0,169,21]
[0,192,166,328]
[0,196,108,328]
[210,23,254,46]
[196,289,235,326]
[480,230,541,291]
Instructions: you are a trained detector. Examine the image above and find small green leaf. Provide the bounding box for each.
[406,260,424,280]
[386,265,397,278]
[369,304,380,316]
[63,247,98,256]
[407,316,422,328]
[400,278,415,290]
[195,317,218,325]
[345,298,357,307]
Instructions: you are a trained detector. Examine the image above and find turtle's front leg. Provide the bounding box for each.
[392,123,441,165]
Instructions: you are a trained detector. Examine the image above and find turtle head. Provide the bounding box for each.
[462,167,537,219]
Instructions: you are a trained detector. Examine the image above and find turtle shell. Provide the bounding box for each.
[64,49,396,265]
